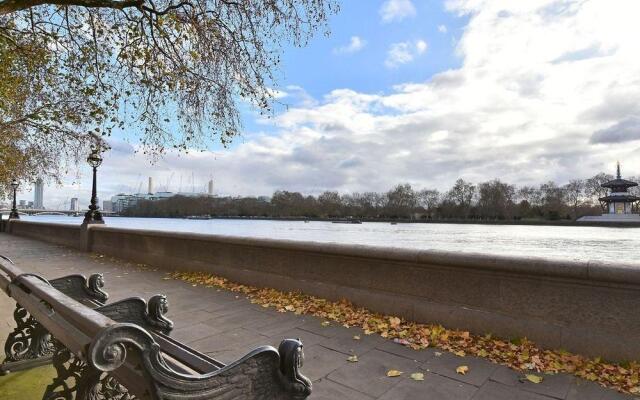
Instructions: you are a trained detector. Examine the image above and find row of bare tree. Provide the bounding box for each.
[124,172,637,221]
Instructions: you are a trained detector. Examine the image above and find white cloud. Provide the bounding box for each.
[385,43,414,68]
[379,0,416,23]
[43,0,640,207]
[438,24,448,33]
[283,85,318,108]
[415,40,428,54]
[385,40,428,68]
[333,36,367,55]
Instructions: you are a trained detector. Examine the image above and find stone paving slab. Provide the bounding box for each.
[0,233,636,400]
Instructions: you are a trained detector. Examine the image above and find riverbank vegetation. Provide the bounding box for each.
[123,172,638,221]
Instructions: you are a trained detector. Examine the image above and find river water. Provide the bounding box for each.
[17,215,640,265]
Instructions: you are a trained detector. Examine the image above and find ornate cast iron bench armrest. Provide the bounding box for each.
[95,294,174,335]
[1,271,109,375]
[50,273,109,306]
[95,294,230,375]
[82,323,312,400]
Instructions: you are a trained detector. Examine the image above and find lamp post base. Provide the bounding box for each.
[8,211,20,220]
[82,210,104,225]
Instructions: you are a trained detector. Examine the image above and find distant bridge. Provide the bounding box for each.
[0,209,119,217]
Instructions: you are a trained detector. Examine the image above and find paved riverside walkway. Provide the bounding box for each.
[0,233,634,400]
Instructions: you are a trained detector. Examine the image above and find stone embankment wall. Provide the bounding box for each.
[6,220,640,361]
[7,220,84,250]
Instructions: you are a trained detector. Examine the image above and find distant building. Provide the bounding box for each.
[108,175,217,213]
[70,198,79,211]
[103,200,113,212]
[111,191,207,213]
[34,179,44,209]
[19,200,26,208]
[578,163,640,223]
[599,163,640,214]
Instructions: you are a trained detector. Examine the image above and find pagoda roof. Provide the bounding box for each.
[599,194,640,202]
[601,178,638,189]
[601,163,637,188]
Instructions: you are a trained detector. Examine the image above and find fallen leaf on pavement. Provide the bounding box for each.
[410,372,424,381]
[347,355,358,363]
[524,374,543,384]
[456,366,469,375]
[387,370,403,377]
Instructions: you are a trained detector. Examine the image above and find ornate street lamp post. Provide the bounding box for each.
[9,179,19,220]
[83,146,105,225]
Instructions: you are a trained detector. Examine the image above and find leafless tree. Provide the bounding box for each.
[445,179,475,217]
[585,173,614,204]
[563,179,585,220]
[385,183,418,218]
[477,179,515,219]
[418,189,439,216]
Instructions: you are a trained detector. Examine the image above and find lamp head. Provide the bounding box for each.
[10,179,18,189]
[87,146,103,168]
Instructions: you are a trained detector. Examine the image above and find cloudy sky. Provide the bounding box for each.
[26,0,640,209]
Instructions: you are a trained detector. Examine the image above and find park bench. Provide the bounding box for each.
[0,256,312,399]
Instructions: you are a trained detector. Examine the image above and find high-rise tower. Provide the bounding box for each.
[34,179,44,209]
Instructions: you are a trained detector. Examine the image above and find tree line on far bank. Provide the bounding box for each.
[123,172,639,221]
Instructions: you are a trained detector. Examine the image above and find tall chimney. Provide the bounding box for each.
[148,177,154,194]
[208,180,214,196]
